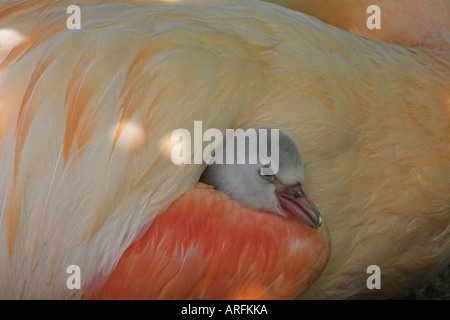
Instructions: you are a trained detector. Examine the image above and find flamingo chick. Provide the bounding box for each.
[87,130,330,299]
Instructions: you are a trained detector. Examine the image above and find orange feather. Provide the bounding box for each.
[87,183,331,300]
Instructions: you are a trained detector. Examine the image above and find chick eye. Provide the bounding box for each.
[259,167,275,181]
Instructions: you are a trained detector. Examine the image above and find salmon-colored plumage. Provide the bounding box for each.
[87,183,330,299]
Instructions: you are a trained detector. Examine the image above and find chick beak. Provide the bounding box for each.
[276,183,323,229]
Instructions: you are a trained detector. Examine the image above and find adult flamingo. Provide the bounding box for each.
[0,0,448,299]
